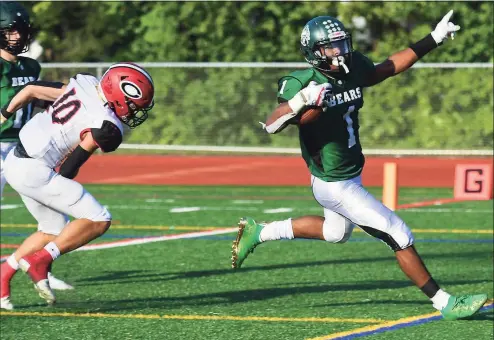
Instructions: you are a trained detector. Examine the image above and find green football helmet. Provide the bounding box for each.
[0,1,34,55]
[300,16,353,74]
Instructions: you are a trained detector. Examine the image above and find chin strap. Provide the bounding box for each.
[332,56,350,74]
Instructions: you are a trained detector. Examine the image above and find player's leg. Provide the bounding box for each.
[4,153,111,304]
[232,199,354,268]
[312,175,487,320]
[0,195,75,309]
[0,143,21,310]
[13,195,74,289]
[259,210,353,242]
[19,190,110,304]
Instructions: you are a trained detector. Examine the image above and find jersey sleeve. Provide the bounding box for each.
[276,68,318,103]
[91,120,123,153]
[277,76,304,103]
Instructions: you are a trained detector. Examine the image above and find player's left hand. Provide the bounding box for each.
[431,10,461,44]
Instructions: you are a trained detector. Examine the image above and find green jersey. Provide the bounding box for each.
[0,56,41,141]
[277,51,376,182]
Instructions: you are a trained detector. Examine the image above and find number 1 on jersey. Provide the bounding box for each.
[279,80,288,94]
[343,105,356,148]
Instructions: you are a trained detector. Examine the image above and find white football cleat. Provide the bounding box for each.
[48,273,74,290]
[32,279,56,305]
[0,296,13,310]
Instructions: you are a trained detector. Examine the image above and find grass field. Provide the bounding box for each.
[0,184,492,340]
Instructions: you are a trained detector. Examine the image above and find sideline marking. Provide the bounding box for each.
[0,311,385,324]
[0,228,237,261]
[397,198,464,209]
[307,301,494,340]
[0,204,22,210]
[0,224,219,231]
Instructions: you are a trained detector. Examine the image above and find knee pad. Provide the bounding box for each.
[322,219,354,244]
[90,206,112,222]
[388,218,414,250]
[69,190,112,222]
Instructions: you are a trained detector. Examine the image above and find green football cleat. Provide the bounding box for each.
[231,217,264,269]
[441,294,488,321]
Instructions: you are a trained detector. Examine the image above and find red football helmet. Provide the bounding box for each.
[100,62,154,128]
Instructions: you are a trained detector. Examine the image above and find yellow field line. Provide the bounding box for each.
[0,311,385,323]
[306,311,441,340]
[307,300,494,340]
[354,228,494,235]
[1,224,492,234]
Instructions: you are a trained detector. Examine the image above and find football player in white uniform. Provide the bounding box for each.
[0,62,154,309]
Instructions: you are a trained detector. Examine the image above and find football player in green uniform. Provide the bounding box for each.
[232,10,488,320]
[0,1,73,311]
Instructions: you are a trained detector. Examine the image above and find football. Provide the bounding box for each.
[298,106,323,125]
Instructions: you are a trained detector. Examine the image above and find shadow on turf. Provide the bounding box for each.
[74,250,490,287]
[48,278,490,313]
[463,310,494,321]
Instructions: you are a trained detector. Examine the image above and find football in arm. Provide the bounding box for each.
[298,106,323,125]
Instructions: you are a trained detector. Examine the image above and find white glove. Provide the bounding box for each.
[431,10,461,45]
[288,81,332,114]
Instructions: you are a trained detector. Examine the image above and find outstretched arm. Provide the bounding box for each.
[367,10,460,86]
[0,81,65,123]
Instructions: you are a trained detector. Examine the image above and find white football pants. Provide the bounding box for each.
[311,175,414,250]
[4,150,111,235]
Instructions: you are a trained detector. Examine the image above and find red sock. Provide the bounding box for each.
[0,262,17,298]
[22,249,54,283]
[33,249,55,264]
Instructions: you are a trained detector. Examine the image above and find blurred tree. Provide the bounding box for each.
[24,1,493,149]
[26,1,151,61]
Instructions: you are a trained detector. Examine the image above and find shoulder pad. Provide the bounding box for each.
[281,69,317,86]
[277,68,317,102]
[91,120,122,153]
[70,73,98,83]
[351,51,376,71]
[18,56,42,78]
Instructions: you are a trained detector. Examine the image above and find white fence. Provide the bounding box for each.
[118,144,493,156]
[43,62,493,157]
[41,61,493,79]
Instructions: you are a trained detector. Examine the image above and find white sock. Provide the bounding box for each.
[431,289,451,310]
[6,254,19,270]
[259,218,294,242]
[44,242,61,260]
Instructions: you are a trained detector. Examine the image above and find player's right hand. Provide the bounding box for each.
[300,81,332,107]
[431,10,461,44]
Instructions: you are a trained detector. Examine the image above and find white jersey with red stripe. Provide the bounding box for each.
[19,74,124,168]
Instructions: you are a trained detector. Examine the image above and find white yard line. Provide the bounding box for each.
[0,228,238,261]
